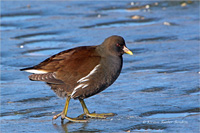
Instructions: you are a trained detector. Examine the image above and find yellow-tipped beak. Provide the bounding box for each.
[123,46,133,55]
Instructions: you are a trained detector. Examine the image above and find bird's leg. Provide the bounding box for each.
[52,96,71,120]
[53,96,88,123]
[79,99,116,119]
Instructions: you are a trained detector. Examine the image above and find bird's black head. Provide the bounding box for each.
[101,35,133,56]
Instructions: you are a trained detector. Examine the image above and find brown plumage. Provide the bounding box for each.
[21,35,133,122]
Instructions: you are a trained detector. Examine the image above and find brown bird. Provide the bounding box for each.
[20,35,133,122]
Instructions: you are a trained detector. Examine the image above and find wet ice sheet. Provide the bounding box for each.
[1,1,199,133]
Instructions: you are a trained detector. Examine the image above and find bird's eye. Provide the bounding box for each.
[116,43,121,47]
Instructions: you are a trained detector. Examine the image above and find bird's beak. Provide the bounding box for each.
[123,46,133,55]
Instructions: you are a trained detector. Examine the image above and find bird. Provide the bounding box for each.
[20,35,133,122]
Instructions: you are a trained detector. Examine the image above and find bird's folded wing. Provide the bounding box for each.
[21,46,101,86]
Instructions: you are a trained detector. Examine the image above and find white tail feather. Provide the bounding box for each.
[25,69,48,74]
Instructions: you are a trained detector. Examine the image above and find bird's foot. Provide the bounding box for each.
[62,116,88,123]
[52,112,88,123]
[52,111,116,122]
[85,112,116,119]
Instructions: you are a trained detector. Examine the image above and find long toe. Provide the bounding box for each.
[86,112,116,119]
[64,116,88,123]
[53,112,63,120]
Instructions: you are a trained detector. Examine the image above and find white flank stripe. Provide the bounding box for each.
[25,69,48,74]
[78,78,89,83]
[71,83,89,97]
[71,84,84,97]
[71,64,100,98]
[77,64,100,83]
[82,84,89,88]
[74,84,84,90]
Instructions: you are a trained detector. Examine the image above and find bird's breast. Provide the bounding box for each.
[94,56,122,90]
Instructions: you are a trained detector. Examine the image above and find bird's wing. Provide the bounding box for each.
[21,46,101,87]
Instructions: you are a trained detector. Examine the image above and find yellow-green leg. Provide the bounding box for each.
[53,96,88,123]
[79,99,116,119]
